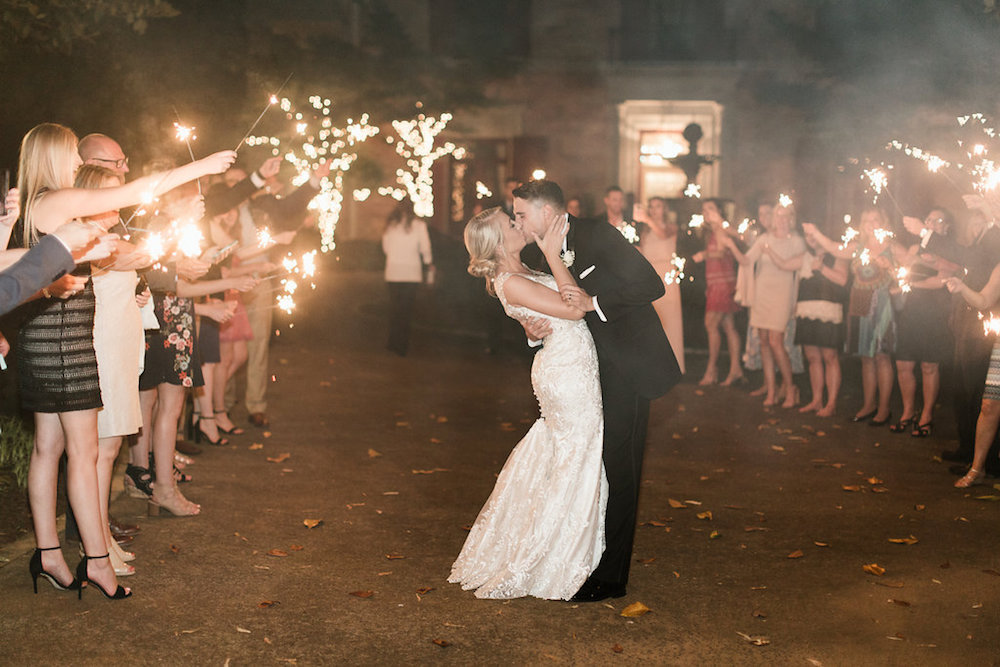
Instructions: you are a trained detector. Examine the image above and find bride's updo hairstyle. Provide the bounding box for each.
[465,206,507,293]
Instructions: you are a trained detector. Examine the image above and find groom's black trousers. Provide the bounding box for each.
[589,357,651,587]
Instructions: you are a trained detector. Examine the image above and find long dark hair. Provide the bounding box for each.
[386,199,416,232]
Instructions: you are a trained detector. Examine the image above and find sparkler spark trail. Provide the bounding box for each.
[235,72,294,152]
[688,214,704,229]
[683,183,701,198]
[778,193,793,208]
[172,109,200,194]
[664,254,686,285]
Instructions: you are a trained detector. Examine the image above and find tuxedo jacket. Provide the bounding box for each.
[565,215,681,399]
[0,235,74,316]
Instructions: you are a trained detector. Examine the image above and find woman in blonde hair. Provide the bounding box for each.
[449,206,607,600]
[16,122,235,600]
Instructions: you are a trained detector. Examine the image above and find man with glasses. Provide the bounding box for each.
[78,133,130,176]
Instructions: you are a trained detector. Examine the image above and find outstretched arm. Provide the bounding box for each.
[32,151,237,234]
[946,263,1000,310]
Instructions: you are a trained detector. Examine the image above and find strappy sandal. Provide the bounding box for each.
[888,417,915,433]
[911,421,933,437]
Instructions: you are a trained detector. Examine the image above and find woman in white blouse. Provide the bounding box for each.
[382,200,433,356]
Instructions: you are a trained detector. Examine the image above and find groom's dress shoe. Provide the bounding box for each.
[570,580,627,602]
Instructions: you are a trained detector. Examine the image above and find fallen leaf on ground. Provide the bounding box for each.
[814,541,829,547]
[709,530,720,539]
[263,431,272,438]
[378,571,392,576]
[258,600,279,608]
[416,587,435,594]
[385,554,405,560]
[368,449,382,458]
[249,443,264,450]
[412,468,450,474]
[396,422,410,427]
[752,609,767,618]
[620,602,651,617]
[436,416,448,423]
[915,504,926,511]
[170,544,180,554]
[888,535,918,545]
[612,644,624,653]
[640,520,669,527]
[736,632,770,646]
[696,511,713,520]
[787,550,804,559]
[289,545,304,551]
[236,626,251,634]
[889,598,911,607]
[303,519,323,529]
[771,445,785,452]
[319,381,331,387]
[871,486,889,493]
[974,495,1000,501]
[432,639,450,648]
[266,453,291,464]
[867,476,884,485]
[636,558,655,564]
[874,580,904,588]
[268,549,288,557]
[668,498,686,509]
[842,485,861,492]
[430,438,442,444]
[863,563,886,576]
[349,590,374,598]
[499,422,516,431]
[744,526,769,532]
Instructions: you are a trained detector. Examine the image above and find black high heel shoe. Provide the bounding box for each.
[194,417,228,446]
[29,546,80,594]
[215,410,245,435]
[76,554,131,600]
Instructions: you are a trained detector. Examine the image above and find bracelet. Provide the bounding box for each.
[41,288,51,298]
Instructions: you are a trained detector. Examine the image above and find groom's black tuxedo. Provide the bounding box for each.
[530,214,681,592]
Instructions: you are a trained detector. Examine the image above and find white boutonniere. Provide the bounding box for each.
[561,249,575,268]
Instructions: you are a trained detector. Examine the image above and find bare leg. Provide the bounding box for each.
[28,413,72,585]
[816,347,841,417]
[957,398,1000,486]
[917,362,940,428]
[195,362,223,443]
[132,388,157,468]
[97,435,133,574]
[760,332,777,404]
[61,409,126,596]
[151,383,200,515]
[895,359,917,423]
[720,313,744,384]
[875,353,894,421]
[857,356,877,418]
[799,345,824,412]
[766,328,796,407]
[701,311,721,385]
[750,328,768,396]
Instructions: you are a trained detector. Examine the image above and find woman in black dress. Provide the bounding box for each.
[17,122,235,600]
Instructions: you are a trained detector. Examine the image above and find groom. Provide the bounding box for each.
[512,180,681,601]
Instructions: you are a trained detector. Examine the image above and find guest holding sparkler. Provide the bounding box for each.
[14,122,235,599]
[691,199,744,386]
[890,208,957,437]
[723,198,805,406]
[766,228,850,416]
[946,263,1000,486]
[220,158,330,429]
[635,196,685,374]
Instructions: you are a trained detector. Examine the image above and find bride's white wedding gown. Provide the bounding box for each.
[449,271,608,600]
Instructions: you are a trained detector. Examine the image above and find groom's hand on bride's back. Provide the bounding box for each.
[522,316,552,342]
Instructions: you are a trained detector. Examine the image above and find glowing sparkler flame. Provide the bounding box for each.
[778,193,794,208]
[176,223,203,258]
[840,226,859,249]
[256,227,274,248]
[737,218,750,235]
[683,183,702,198]
[143,232,165,262]
[173,123,195,143]
[873,228,894,244]
[980,312,1000,336]
[688,214,704,229]
[896,266,911,293]
[664,254,686,285]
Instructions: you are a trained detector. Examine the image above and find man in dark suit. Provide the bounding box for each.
[513,180,681,601]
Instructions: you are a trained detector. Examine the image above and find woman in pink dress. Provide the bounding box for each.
[636,197,685,374]
[691,199,744,385]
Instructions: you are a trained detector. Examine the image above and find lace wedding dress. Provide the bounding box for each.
[449,271,608,600]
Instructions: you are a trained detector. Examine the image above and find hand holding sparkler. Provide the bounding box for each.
[45,273,89,299]
[72,233,120,265]
[176,256,211,282]
[257,157,282,180]
[201,299,237,323]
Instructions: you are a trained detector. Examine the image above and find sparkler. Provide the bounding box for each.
[872,228,894,244]
[664,254,686,285]
[688,214,704,229]
[235,72,294,152]
[176,222,203,258]
[737,218,751,235]
[475,181,493,199]
[778,193,794,208]
[256,227,274,248]
[617,222,639,244]
[896,266,911,293]
[684,183,701,198]
[390,112,464,218]
[980,312,1000,336]
[172,112,201,195]
[839,226,859,249]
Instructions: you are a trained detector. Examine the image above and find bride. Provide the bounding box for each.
[449,207,607,600]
